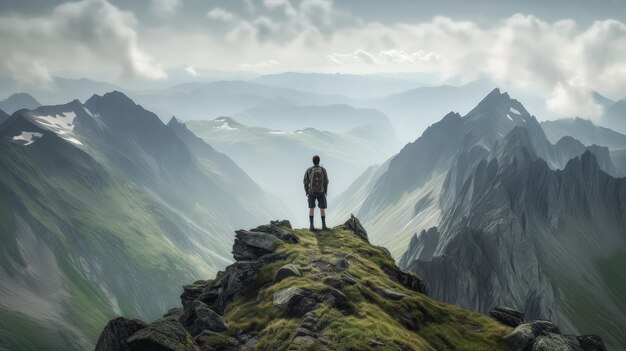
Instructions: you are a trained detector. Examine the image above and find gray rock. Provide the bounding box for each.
[577,335,607,351]
[503,320,561,351]
[200,260,263,314]
[292,336,316,347]
[180,301,227,336]
[270,219,292,228]
[180,280,210,309]
[274,264,301,283]
[368,339,385,346]
[272,287,319,317]
[295,327,318,338]
[232,230,283,261]
[531,333,583,351]
[163,308,184,319]
[126,318,198,351]
[374,287,408,300]
[382,266,426,294]
[95,317,147,351]
[489,306,524,327]
[251,223,299,243]
[339,215,369,243]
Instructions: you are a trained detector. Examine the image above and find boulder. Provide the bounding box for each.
[274,264,302,283]
[163,308,184,319]
[180,300,227,336]
[232,230,283,261]
[200,260,263,314]
[95,317,147,351]
[252,223,299,243]
[339,215,369,243]
[272,287,319,317]
[374,287,408,300]
[577,335,607,351]
[489,306,524,327]
[503,320,561,351]
[180,280,210,309]
[126,318,198,351]
[531,333,582,351]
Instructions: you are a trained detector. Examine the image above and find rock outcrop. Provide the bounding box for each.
[95,217,523,350]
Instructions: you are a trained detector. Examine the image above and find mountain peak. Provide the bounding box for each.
[85,90,136,108]
[0,92,42,114]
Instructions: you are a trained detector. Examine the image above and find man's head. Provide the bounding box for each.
[312,155,320,165]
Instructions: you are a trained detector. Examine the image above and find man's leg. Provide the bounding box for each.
[320,195,328,230]
[309,207,315,230]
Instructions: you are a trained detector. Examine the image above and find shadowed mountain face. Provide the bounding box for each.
[336,89,615,256]
[0,109,8,125]
[0,93,41,115]
[0,92,286,351]
[336,89,625,349]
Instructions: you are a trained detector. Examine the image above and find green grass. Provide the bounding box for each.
[216,226,511,351]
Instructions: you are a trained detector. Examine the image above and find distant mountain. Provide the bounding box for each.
[0,76,120,106]
[542,117,626,150]
[186,117,398,226]
[360,80,496,142]
[0,92,285,351]
[0,93,41,114]
[232,101,398,139]
[253,72,428,99]
[0,109,8,125]
[336,89,615,258]
[132,80,356,122]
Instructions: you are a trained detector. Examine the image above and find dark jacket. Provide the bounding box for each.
[303,165,329,195]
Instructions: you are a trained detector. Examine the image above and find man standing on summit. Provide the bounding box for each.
[304,155,329,231]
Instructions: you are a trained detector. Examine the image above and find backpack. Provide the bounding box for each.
[309,167,325,193]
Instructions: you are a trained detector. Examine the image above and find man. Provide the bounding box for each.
[303,155,329,231]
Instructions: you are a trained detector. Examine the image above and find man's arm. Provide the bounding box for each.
[323,168,329,195]
[303,168,310,195]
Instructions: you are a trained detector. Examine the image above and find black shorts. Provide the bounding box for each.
[308,192,327,209]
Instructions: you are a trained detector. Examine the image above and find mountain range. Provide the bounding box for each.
[0,92,285,351]
[333,88,625,349]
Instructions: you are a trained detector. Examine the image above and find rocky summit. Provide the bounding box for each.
[96,217,605,351]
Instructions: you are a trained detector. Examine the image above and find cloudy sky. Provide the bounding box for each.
[1,0,626,117]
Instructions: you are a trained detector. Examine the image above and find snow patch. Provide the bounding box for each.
[31,111,83,145]
[215,122,237,130]
[12,131,43,146]
[268,131,289,135]
[507,114,514,121]
[509,107,521,115]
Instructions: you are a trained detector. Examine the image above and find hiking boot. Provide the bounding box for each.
[322,224,329,231]
[309,225,316,231]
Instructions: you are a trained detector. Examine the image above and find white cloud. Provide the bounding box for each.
[239,60,280,69]
[327,49,439,65]
[0,0,165,86]
[207,8,236,22]
[184,65,198,76]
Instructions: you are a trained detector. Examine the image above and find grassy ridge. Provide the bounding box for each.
[203,226,511,350]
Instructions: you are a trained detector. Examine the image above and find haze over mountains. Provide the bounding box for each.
[0,92,285,350]
[1,73,626,351]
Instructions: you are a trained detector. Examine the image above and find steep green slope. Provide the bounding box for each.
[0,130,225,351]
